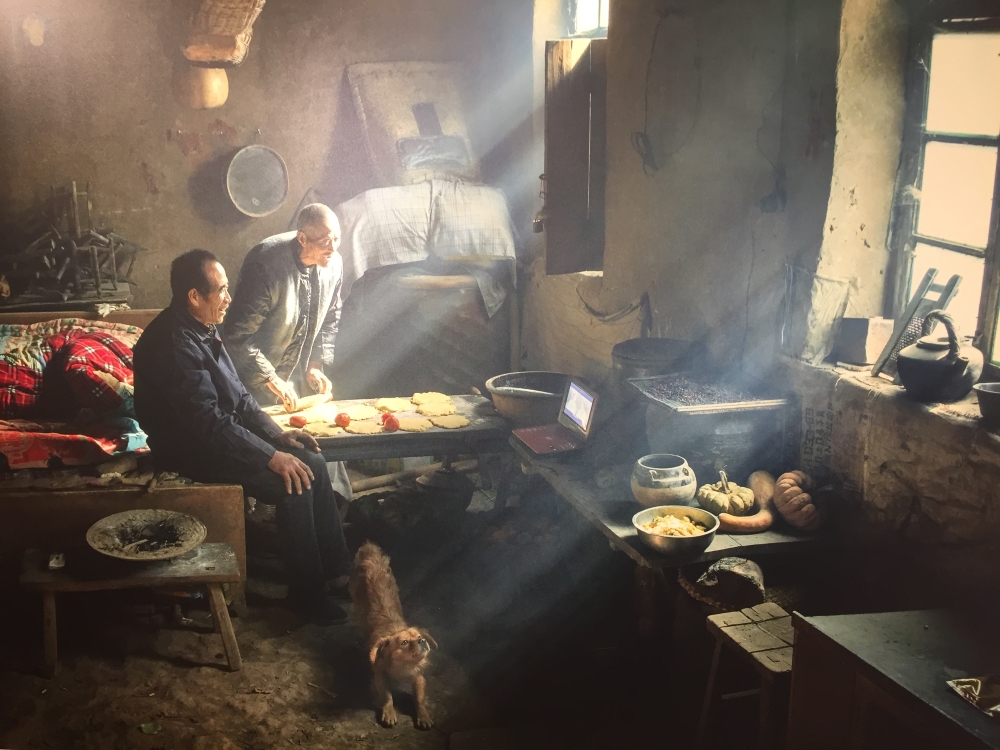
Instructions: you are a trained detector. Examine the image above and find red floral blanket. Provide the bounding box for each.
[0,419,143,470]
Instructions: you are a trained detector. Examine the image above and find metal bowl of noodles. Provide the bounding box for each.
[86,509,207,562]
[631,505,719,557]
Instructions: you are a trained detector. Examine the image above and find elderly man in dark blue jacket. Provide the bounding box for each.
[133,249,350,624]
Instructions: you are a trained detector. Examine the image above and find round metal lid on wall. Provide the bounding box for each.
[226,145,288,217]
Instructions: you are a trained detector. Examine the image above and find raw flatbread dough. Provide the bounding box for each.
[344,421,384,435]
[396,417,433,432]
[305,423,344,437]
[417,402,457,417]
[411,392,452,405]
[340,404,379,421]
[430,415,470,429]
[376,397,412,413]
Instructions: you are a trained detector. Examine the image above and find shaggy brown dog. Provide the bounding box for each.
[349,542,437,729]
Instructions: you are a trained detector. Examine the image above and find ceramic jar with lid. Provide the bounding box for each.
[630,454,698,507]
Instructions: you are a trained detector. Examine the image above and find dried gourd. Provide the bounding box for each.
[696,471,755,516]
[774,470,822,531]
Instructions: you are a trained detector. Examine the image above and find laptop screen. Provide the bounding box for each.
[562,382,596,431]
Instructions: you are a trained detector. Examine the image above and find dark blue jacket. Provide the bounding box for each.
[133,303,283,478]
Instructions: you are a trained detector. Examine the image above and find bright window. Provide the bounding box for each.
[899,29,1000,351]
[573,0,609,36]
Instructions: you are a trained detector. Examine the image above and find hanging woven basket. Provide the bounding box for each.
[182,0,266,67]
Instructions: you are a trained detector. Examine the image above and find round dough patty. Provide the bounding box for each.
[396,417,433,432]
[411,391,451,405]
[343,421,384,435]
[340,404,379,421]
[304,423,344,437]
[417,402,456,417]
[430,415,470,429]
[375,397,413,413]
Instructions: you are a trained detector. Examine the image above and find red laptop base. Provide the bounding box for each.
[511,424,583,456]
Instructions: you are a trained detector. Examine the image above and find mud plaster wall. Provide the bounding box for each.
[0,0,535,308]
[784,358,1000,592]
[524,0,834,386]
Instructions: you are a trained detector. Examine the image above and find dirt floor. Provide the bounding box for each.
[0,472,838,750]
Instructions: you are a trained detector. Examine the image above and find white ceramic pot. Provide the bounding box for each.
[630,453,698,507]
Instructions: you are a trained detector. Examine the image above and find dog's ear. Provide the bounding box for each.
[419,629,438,650]
[369,636,391,664]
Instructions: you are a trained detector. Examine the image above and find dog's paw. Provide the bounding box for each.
[379,705,398,727]
[415,710,433,730]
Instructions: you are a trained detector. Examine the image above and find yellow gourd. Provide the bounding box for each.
[696,471,755,516]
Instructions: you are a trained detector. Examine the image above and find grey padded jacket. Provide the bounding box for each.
[223,232,342,404]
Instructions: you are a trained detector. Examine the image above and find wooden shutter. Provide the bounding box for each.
[544,38,607,275]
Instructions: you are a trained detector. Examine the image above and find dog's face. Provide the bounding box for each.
[370,628,437,671]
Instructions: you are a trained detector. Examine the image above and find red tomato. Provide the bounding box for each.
[288,415,307,428]
[380,412,392,424]
[383,415,400,432]
[334,413,351,428]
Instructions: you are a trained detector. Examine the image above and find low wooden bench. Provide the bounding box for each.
[21,543,242,677]
[697,602,794,749]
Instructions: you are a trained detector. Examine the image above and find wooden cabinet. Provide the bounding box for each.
[788,611,1000,750]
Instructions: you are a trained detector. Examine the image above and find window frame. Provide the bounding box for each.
[887,5,1000,377]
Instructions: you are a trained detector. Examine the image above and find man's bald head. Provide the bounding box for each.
[296,204,338,233]
[296,204,341,268]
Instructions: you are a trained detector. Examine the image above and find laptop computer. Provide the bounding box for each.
[511,379,598,457]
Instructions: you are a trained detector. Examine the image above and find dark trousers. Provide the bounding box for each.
[196,449,351,596]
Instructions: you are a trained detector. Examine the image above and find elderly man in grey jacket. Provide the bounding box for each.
[225,204,354,518]
[225,204,342,410]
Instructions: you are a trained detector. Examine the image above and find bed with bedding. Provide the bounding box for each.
[0,310,246,601]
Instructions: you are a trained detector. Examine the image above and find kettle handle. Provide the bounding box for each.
[922,310,961,360]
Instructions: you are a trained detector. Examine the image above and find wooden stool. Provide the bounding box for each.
[20,543,243,677]
[697,602,793,749]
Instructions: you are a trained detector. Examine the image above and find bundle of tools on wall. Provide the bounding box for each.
[0,182,142,310]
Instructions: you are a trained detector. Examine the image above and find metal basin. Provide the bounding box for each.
[632,505,719,558]
[226,145,288,217]
[485,371,570,428]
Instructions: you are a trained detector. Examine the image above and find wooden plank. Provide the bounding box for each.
[21,544,241,592]
[208,583,242,671]
[754,646,793,674]
[0,309,160,328]
[709,611,753,628]
[720,623,789,654]
[43,592,58,678]
[743,602,790,622]
[757,616,795,646]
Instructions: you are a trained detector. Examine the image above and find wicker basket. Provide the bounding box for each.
[182,0,266,67]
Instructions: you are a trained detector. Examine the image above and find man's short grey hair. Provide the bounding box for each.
[296,203,338,233]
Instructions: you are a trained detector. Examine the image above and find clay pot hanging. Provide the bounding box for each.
[172,64,229,109]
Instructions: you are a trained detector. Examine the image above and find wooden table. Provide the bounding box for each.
[299,395,511,462]
[788,610,1000,750]
[519,452,823,569]
[21,543,243,677]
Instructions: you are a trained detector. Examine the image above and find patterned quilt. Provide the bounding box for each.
[0,319,147,469]
[0,318,142,371]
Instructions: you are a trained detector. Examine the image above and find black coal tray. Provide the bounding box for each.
[629,373,789,415]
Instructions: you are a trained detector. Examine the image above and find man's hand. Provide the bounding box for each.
[306,361,333,396]
[267,378,298,412]
[267,450,314,495]
[275,429,320,453]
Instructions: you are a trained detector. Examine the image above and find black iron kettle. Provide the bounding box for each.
[896,310,983,403]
